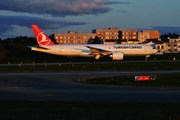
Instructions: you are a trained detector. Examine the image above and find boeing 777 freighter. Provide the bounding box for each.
[30,24,157,60]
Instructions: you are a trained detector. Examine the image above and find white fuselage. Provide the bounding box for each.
[31,44,157,57]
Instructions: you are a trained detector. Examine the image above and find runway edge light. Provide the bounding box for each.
[135,75,157,81]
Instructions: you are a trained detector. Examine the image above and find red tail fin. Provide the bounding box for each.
[31,24,55,46]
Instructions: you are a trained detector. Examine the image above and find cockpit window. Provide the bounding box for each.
[150,44,156,49]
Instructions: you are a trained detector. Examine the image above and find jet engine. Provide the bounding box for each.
[110,52,124,60]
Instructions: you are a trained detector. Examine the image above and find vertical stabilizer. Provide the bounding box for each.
[31,24,55,46]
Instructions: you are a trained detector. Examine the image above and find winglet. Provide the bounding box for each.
[31,24,55,46]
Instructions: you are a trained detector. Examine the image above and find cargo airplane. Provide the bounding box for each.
[30,24,157,60]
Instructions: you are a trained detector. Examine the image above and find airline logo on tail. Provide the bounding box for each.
[37,32,51,46]
[31,24,55,46]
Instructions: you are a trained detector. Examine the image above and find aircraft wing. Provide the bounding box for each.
[86,46,112,56]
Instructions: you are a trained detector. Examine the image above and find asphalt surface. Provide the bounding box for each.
[0,70,180,103]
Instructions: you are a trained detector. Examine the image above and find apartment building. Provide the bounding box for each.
[120,29,138,40]
[92,27,119,44]
[166,37,180,53]
[92,28,139,44]
[54,27,160,45]
[54,31,96,44]
[154,37,180,53]
[155,42,167,53]
[138,30,160,43]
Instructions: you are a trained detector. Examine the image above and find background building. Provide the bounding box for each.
[55,31,96,44]
[119,29,139,44]
[166,37,180,53]
[120,29,138,40]
[155,42,166,53]
[54,27,160,45]
[92,28,119,44]
[138,30,160,43]
[154,37,180,53]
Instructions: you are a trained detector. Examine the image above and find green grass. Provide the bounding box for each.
[0,101,180,120]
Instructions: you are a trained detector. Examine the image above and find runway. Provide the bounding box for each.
[0,70,180,103]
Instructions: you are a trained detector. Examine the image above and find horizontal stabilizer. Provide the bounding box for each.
[28,46,50,50]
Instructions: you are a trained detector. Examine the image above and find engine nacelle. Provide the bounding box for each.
[110,52,124,60]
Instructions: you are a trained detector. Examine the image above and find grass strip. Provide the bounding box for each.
[0,101,180,120]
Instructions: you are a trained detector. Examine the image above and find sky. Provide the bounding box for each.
[0,0,180,39]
